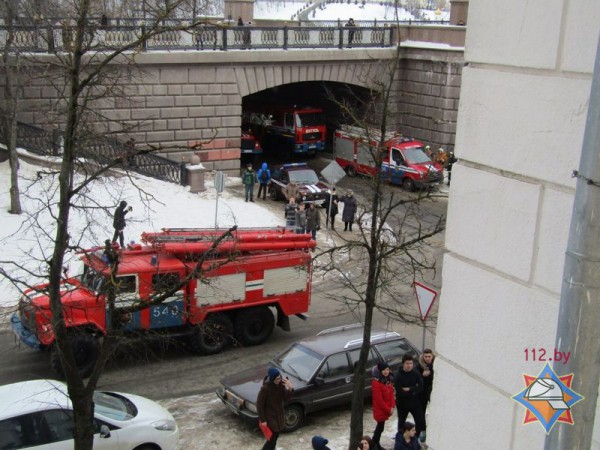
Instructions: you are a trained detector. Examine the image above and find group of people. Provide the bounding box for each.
[364,350,436,449]
[242,162,271,202]
[257,350,436,450]
[424,146,457,186]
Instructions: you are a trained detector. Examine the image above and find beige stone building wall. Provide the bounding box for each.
[429,0,600,448]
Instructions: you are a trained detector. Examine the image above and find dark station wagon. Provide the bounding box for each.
[268,163,330,206]
[216,323,420,432]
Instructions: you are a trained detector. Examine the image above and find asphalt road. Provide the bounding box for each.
[0,157,447,401]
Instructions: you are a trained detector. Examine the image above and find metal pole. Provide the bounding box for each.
[421,320,426,351]
[544,33,600,450]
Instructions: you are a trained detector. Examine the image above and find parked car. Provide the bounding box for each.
[0,379,179,450]
[216,323,420,432]
[268,162,330,205]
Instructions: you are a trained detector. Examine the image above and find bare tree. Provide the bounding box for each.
[0,2,213,448]
[0,0,23,214]
[318,46,446,450]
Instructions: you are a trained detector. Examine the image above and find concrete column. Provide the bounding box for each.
[224,0,254,23]
[449,0,468,25]
[187,155,207,193]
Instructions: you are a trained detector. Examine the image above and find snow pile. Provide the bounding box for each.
[0,156,282,307]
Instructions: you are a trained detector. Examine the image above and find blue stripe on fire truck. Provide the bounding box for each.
[246,279,264,291]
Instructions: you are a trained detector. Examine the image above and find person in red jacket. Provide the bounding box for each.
[371,362,396,450]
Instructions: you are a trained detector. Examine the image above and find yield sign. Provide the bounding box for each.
[413,281,438,321]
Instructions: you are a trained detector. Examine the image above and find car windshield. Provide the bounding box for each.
[402,147,431,164]
[289,169,319,185]
[93,391,138,421]
[295,112,324,128]
[274,343,324,382]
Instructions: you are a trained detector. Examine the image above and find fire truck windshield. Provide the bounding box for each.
[82,266,106,293]
[402,147,431,164]
[295,112,324,128]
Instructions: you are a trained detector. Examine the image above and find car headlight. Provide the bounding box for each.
[152,419,177,431]
[246,402,257,414]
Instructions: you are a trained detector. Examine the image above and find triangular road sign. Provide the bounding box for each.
[413,281,438,321]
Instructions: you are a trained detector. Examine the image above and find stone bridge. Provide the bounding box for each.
[14,43,463,175]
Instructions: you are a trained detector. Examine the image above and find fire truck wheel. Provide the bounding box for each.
[50,333,100,379]
[346,165,357,177]
[189,313,234,355]
[283,404,304,432]
[402,177,415,192]
[234,306,275,346]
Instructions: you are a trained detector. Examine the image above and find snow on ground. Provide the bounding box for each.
[0,155,282,308]
[254,0,449,22]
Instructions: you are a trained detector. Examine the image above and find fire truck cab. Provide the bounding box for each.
[334,126,443,191]
[11,228,315,378]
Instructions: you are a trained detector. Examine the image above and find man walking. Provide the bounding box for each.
[257,367,294,450]
[395,354,426,440]
[242,163,257,202]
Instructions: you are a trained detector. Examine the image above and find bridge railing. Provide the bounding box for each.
[0,119,186,185]
[0,24,396,52]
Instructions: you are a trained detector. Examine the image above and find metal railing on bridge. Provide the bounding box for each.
[0,23,396,52]
[0,120,186,185]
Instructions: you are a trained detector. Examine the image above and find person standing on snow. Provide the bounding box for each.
[395,354,426,442]
[257,367,294,450]
[257,162,271,200]
[295,203,307,234]
[325,187,339,230]
[339,189,357,231]
[242,163,257,202]
[371,362,396,450]
[112,200,132,248]
[285,197,298,229]
[305,202,321,241]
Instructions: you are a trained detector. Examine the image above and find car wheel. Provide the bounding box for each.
[189,313,234,355]
[234,306,275,346]
[50,332,100,379]
[283,404,304,432]
[402,177,415,192]
[346,165,357,177]
[269,186,279,201]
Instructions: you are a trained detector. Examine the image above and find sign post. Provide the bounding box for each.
[320,160,346,231]
[413,281,438,350]
[214,171,226,229]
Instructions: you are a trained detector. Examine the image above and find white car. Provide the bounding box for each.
[0,379,179,449]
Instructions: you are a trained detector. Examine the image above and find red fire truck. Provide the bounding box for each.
[11,228,314,378]
[243,105,327,156]
[334,126,443,191]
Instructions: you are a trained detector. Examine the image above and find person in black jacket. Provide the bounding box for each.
[395,354,426,439]
[325,187,339,230]
[257,367,294,450]
[339,189,357,231]
[112,201,132,247]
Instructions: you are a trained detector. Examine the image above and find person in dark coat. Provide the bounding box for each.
[112,201,132,247]
[395,354,425,439]
[257,162,271,200]
[295,203,307,234]
[285,197,298,229]
[339,189,357,231]
[416,349,435,415]
[393,421,421,450]
[242,163,257,202]
[371,362,395,450]
[257,367,294,450]
[305,202,321,241]
[312,435,332,450]
[446,151,457,186]
[325,187,339,230]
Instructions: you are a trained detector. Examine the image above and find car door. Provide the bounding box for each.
[306,351,354,411]
[348,347,379,396]
[40,410,119,450]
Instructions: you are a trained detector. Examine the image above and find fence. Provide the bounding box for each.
[0,23,396,52]
[0,119,186,185]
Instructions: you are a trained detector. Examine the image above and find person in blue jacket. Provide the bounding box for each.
[257,162,271,200]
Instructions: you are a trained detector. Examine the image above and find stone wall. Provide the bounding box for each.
[393,46,464,150]
[13,46,462,177]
